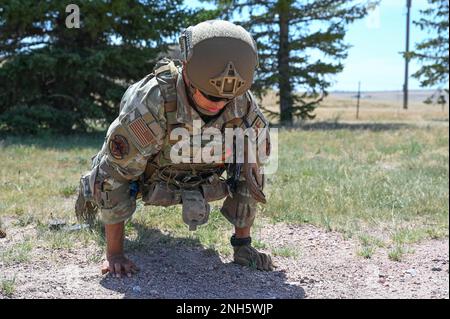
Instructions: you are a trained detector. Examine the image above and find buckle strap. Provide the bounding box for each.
[230,234,252,247]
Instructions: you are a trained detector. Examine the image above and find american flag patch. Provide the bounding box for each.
[128,117,155,147]
[252,115,265,129]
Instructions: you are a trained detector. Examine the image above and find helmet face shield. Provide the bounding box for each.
[209,62,246,98]
[179,20,258,99]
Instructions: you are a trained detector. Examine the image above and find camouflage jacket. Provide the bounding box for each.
[91,58,269,228]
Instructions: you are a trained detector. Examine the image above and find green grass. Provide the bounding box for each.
[1,276,16,297]
[263,126,449,251]
[87,250,104,264]
[358,234,385,248]
[357,246,377,259]
[357,234,385,259]
[253,239,268,250]
[388,245,407,262]
[272,246,300,258]
[0,125,448,259]
[13,212,35,227]
[34,220,105,252]
[59,184,78,198]
[0,240,33,265]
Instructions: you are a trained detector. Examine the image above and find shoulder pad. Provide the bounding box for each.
[243,91,268,129]
[154,58,180,103]
[118,76,166,156]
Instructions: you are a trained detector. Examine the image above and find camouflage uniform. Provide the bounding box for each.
[79,58,269,229]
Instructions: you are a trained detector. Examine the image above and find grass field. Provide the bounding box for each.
[0,97,448,269]
[266,125,448,259]
[262,90,450,123]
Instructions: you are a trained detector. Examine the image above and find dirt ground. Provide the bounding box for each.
[0,221,448,299]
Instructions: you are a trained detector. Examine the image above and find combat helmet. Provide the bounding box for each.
[179,20,258,99]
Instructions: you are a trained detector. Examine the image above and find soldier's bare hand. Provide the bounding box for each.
[101,254,140,278]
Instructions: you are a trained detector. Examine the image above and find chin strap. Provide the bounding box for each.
[230,234,252,247]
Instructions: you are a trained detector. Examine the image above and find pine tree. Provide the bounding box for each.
[208,0,371,124]
[0,0,211,133]
[412,0,449,102]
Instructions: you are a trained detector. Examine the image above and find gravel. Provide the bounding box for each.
[0,222,448,299]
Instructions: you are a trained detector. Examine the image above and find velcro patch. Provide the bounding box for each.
[128,117,155,148]
[252,114,266,129]
[109,134,129,160]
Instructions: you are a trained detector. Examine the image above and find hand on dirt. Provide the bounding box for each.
[233,245,275,271]
[101,254,140,278]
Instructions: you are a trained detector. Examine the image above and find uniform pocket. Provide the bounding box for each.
[142,182,181,206]
[202,181,230,202]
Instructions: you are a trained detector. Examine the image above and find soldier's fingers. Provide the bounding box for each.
[101,261,110,275]
[263,255,272,271]
[255,253,264,270]
[267,255,274,271]
[108,266,116,276]
[234,256,250,267]
[101,266,109,275]
[260,254,268,269]
[114,263,122,278]
[258,253,269,271]
[258,254,266,269]
[124,263,132,277]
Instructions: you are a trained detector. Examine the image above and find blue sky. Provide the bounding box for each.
[331,0,434,91]
[184,0,439,92]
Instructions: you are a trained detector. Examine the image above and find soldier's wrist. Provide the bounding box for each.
[106,252,125,260]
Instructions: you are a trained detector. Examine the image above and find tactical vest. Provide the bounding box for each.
[141,58,252,207]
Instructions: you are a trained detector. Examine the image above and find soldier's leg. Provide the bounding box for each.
[232,225,274,271]
[221,181,274,271]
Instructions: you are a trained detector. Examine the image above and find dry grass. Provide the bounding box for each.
[0,94,448,262]
[260,90,449,123]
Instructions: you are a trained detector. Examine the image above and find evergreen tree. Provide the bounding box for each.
[208,0,371,124]
[0,0,211,133]
[412,0,449,102]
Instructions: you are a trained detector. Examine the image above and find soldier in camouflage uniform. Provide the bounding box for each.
[75,20,274,277]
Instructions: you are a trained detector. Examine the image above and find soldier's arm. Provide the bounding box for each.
[92,78,166,225]
[221,91,270,229]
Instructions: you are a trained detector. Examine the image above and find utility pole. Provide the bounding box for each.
[356,81,361,119]
[403,0,412,110]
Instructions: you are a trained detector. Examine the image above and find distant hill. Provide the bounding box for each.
[328,90,448,105]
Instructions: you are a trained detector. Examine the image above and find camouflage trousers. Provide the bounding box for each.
[80,147,257,228]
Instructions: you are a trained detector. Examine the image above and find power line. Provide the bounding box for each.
[356,81,361,119]
[403,0,412,110]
